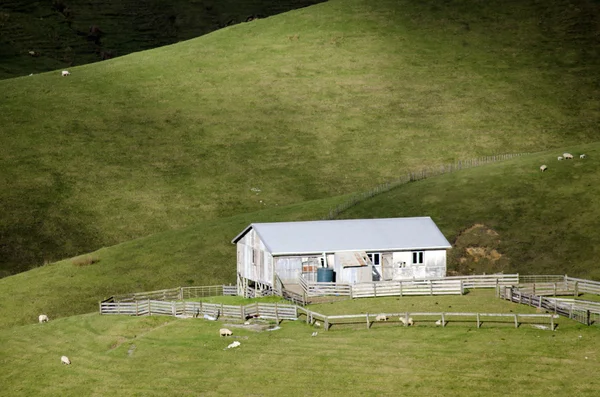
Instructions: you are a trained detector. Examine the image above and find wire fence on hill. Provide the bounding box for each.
[325,153,529,219]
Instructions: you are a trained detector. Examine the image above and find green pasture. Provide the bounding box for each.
[1,0,599,275]
[1,294,598,396]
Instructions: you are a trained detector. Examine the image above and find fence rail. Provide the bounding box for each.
[100,300,299,321]
[351,279,463,298]
[326,153,529,219]
[297,306,558,331]
[566,277,600,295]
[444,274,519,288]
[499,287,597,326]
[106,285,236,303]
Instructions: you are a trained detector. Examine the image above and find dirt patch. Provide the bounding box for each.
[449,224,509,275]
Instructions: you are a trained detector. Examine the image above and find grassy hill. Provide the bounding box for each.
[2,144,600,329]
[1,294,598,396]
[0,0,324,79]
[1,0,599,276]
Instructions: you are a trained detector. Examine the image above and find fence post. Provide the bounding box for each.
[405,312,409,327]
[136,300,139,316]
[587,310,591,326]
[366,313,370,329]
[275,303,279,324]
[460,280,464,295]
[179,287,183,300]
[148,299,151,316]
[399,281,403,297]
[514,314,518,328]
[99,301,102,315]
[574,282,579,296]
[430,281,433,296]
[553,283,557,297]
[442,313,445,327]
[374,283,377,298]
[477,313,481,329]
[325,317,329,331]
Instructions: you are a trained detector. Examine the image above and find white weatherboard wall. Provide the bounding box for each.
[237,229,273,287]
[392,250,446,280]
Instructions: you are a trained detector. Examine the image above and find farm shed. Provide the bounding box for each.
[232,217,451,294]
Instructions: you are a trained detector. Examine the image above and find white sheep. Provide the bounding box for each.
[311,331,318,337]
[219,328,233,337]
[314,321,321,327]
[61,356,71,365]
[540,165,548,172]
[400,317,413,326]
[558,156,563,161]
[376,314,388,322]
[39,314,49,323]
[563,153,574,159]
[580,154,586,159]
[435,319,443,326]
[226,341,241,349]
[61,70,70,77]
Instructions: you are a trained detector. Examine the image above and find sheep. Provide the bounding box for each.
[61,70,70,77]
[61,356,71,365]
[435,319,443,326]
[540,165,548,172]
[399,317,414,326]
[311,331,318,337]
[39,314,49,323]
[314,321,321,327]
[376,314,388,321]
[219,328,233,337]
[563,153,574,159]
[580,154,586,159]
[226,341,241,349]
[558,156,563,161]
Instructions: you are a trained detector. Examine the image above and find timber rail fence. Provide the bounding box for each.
[499,287,600,326]
[99,300,559,331]
[325,153,529,219]
[103,285,237,304]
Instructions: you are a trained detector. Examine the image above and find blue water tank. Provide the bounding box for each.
[317,267,334,282]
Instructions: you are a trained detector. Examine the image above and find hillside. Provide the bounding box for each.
[0,0,324,79]
[1,0,600,276]
[2,144,600,329]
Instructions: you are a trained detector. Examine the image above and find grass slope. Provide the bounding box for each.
[2,144,600,329]
[0,0,324,79]
[1,0,600,275]
[1,295,598,396]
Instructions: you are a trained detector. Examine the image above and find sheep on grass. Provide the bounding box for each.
[219,328,233,337]
[61,70,70,77]
[580,154,586,159]
[400,317,414,326]
[376,314,388,322]
[540,165,548,172]
[61,356,71,365]
[38,314,49,323]
[563,153,574,159]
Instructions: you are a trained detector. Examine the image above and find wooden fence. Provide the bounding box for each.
[296,307,558,331]
[499,287,597,326]
[565,276,600,295]
[100,299,559,331]
[351,279,464,298]
[326,153,528,219]
[104,285,237,303]
[100,300,299,321]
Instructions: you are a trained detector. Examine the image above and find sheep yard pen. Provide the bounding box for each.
[99,274,600,329]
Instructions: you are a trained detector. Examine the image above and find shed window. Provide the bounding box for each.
[367,253,381,266]
[412,251,424,264]
[252,249,258,266]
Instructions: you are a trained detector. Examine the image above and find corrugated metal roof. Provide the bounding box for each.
[232,217,451,255]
